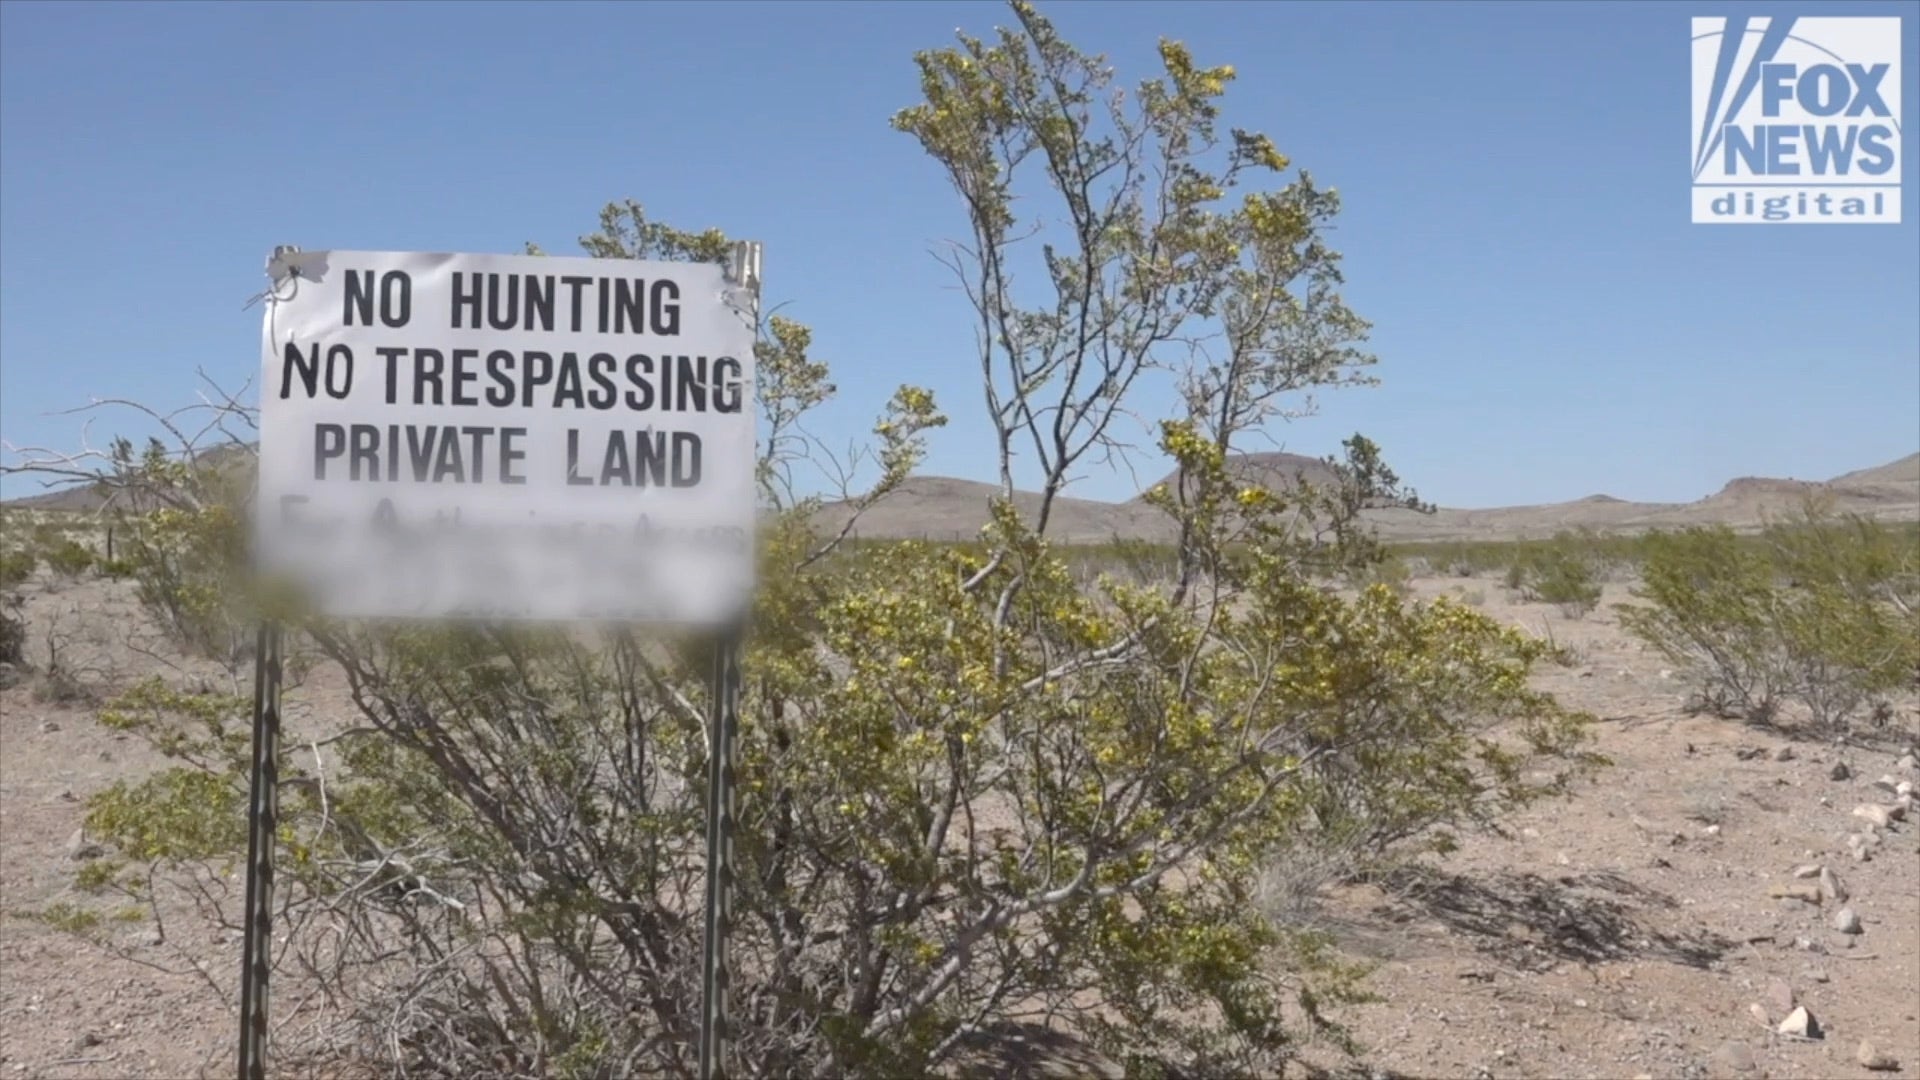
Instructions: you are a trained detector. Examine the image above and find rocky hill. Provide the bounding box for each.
[821,450,1920,544]
[9,445,1917,545]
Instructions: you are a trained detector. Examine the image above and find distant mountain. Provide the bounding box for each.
[1,443,254,513]
[818,450,1920,544]
[8,444,1916,546]
[808,476,1173,545]
[1129,451,1342,503]
[1828,452,1920,488]
[0,479,108,513]
[1357,451,1919,542]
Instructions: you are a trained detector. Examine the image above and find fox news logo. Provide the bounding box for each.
[1691,16,1903,224]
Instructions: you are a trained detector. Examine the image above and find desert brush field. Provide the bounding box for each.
[2,450,1916,1080]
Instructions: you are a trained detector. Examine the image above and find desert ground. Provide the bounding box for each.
[2,452,1917,1079]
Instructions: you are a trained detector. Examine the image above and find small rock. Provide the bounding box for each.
[1831,762,1852,781]
[1736,746,1765,761]
[66,827,104,862]
[1898,780,1914,798]
[71,1032,101,1051]
[1897,754,1916,771]
[1709,1040,1758,1075]
[1775,746,1796,761]
[1849,829,1884,850]
[38,719,60,734]
[1704,824,1722,836]
[1768,883,1822,904]
[0,663,21,690]
[1791,863,1823,879]
[1871,775,1900,794]
[1807,968,1830,983]
[1818,867,1848,903]
[1763,977,1794,1020]
[1747,1002,1770,1026]
[1832,907,1862,934]
[1777,1005,1822,1039]
[1858,1040,1900,1071]
[1854,804,1896,829]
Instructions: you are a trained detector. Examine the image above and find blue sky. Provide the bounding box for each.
[2,0,1916,509]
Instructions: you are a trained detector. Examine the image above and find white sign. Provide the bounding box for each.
[1691,15,1903,224]
[256,249,757,624]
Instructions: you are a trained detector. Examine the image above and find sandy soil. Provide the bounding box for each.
[1285,579,1920,1080]
[1,573,1915,1080]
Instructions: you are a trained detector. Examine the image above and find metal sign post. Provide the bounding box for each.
[237,622,283,1080]
[699,621,744,1080]
[699,240,760,1080]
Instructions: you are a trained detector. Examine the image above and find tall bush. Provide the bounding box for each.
[1507,538,1603,617]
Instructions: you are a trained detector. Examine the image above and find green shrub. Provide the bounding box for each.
[1618,509,1919,727]
[100,440,254,661]
[1528,551,1602,616]
[0,594,24,666]
[1618,527,1789,720]
[1503,539,1603,617]
[42,538,95,578]
[1501,558,1528,593]
[1350,553,1414,598]
[1067,537,1182,586]
[0,550,34,587]
[1398,531,1637,584]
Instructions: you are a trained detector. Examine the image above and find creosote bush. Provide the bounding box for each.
[0,548,34,587]
[1618,503,1919,728]
[0,593,25,666]
[41,536,96,578]
[1507,544,1603,618]
[24,5,1600,1077]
